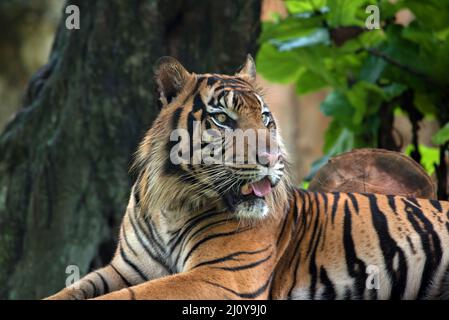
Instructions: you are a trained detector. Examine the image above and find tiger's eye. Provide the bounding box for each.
[215,113,228,124]
[262,113,271,126]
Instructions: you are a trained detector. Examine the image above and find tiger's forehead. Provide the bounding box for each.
[195,74,267,114]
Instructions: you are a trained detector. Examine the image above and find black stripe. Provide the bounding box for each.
[204,275,272,299]
[183,218,231,246]
[145,215,166,248]
[206,76,221,86]
[331,192,340,224]
[405,235,417,254]
[298,191,308,225]
[95,271,110,294]
[192,246,271,269]
[214,253,272,272]
[182,227,252,267]
[402,198,442,298]
[320,267,336,300]
[306,207,320,257]
[122,222,138,256]
[347,193,359,213]
[187,110,198,166]
[286,190,309,298]
[307,193,324,299]
[387,195,397,213]
[169,207,222,236]
[287,256,301,299]
[128,212,169,271]
[110,264,132,287]
[127,288,136,300]
[133,186,141,207]
[286,194,310,296]
[287,235,304,298]
[429,199,442,212]
[179,77,206,107]
[343,200,367,299]
[169,209,225,253]
[292,193,301,225]
[308,226,323,299]
[86,279,98,297]
[304,191,313,229]
[164,106,184,175]
[136,215,165,256]
[80,288,89,299]
[321,192,329,214]
[367,194,408,299]
[193,91,207,112]
[119,245,148,281]
[276,207,290,247]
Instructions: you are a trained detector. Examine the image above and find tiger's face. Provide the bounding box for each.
[135,55,290,220]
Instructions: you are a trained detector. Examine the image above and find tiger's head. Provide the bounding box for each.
[135,55,291,221]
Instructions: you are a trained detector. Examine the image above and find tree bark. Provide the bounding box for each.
[0,0,260,299]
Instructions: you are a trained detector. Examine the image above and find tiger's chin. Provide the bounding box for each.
[235,197,269,220]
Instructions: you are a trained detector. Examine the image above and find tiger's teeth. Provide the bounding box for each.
[241,183,252,195]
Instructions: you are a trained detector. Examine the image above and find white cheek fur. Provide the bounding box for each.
[235,198,269,220]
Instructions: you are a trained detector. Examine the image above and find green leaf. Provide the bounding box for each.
[322,119,342,153]
[432,122,449,145]
[406,0,449,31]
[334,129,355,153]
[405,144,440,175]
[379,0,405,20]
[345,81,384,124]
[285,0,327,14]
[414,93,438,117]
[322,118,354,155]
[327,0,368,27]
[295,69,328,94]
[380,24,448,89]
[382,83,407,101]
[359,55,387,83]
[320,91,354,128]
[301,181,310,189]
[256,43,303,83]
[299,46,343,87]
[260,15,324,43]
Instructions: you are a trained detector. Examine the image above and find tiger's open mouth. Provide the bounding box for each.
[240,177,273,198]
[222,177,276,219]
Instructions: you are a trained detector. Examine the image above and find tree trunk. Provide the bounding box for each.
[0,0,260,299]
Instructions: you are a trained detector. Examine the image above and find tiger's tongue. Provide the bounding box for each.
[243,178,272,197]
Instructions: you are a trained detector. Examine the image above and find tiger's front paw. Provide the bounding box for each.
[44,287,87,300]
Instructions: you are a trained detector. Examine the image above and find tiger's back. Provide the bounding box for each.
[272,189,449,300]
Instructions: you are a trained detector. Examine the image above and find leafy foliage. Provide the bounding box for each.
[257,0,449,188]
[405,144,440,176]
[432,123,449,145]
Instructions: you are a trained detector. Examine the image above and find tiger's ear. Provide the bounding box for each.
[154,56,191,106]
[235,54,256,82]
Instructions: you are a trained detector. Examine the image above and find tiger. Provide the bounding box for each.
[46,55,449,300]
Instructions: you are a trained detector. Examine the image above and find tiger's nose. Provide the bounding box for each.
[259,152,281,167]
